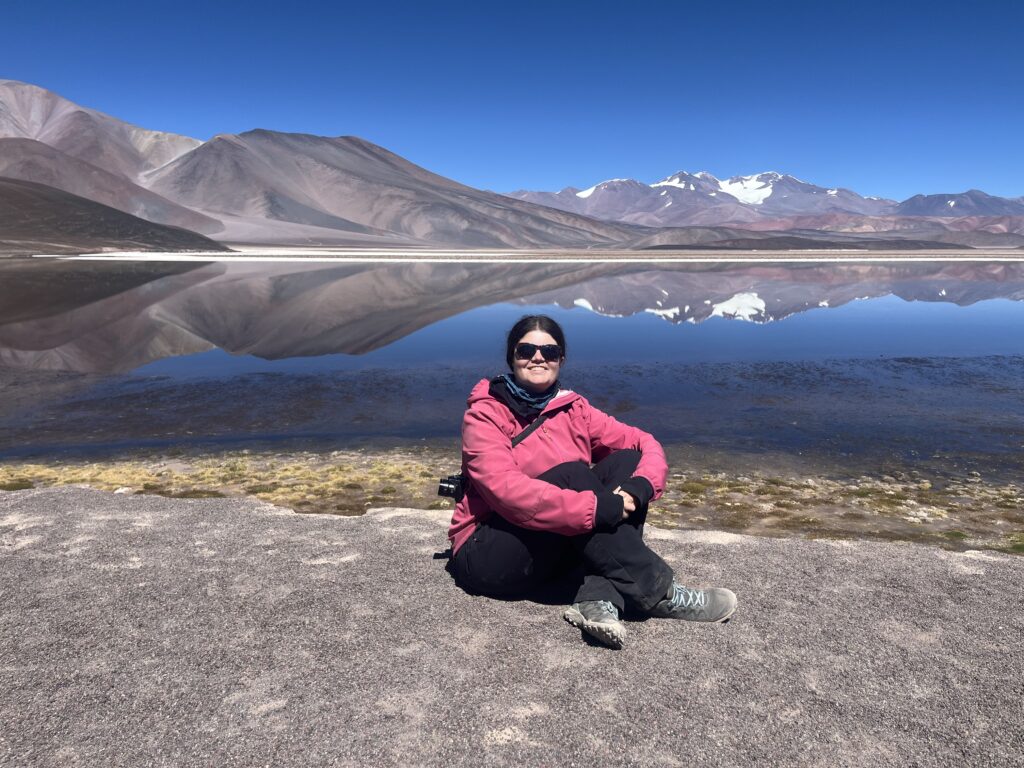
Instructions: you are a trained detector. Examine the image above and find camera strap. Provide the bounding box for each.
[438,410,557,560]
[511,410,553,448]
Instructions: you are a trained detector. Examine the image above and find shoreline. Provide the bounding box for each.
[2,442,1020,557]
[28,248,1024,263]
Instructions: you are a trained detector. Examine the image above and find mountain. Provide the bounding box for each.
[0,138,221,234]
[2,79,1020,250]
[895,190,1024,217]
[0,177,227,256]
[142,130,646,247]
[0,80,199,181]
[508,171,897,228]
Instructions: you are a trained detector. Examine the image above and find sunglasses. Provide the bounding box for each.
[514,343,563,362]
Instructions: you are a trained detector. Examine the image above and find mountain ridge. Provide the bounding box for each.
[1,79,1021,250]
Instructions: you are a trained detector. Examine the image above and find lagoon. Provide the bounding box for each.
[1,257,1022,551]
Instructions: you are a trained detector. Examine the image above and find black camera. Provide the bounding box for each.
[437,472,467,501]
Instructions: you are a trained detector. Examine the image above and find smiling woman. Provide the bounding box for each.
[446,314,737,649]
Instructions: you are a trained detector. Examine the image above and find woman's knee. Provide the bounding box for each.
[593,449,642,487]
[536,460,601,490]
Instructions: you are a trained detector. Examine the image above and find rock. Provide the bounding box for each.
[1,486,1021,766]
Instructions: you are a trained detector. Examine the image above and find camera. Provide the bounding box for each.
[437,472,467,501]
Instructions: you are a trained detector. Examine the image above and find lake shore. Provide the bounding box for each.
[2,441,1020,556]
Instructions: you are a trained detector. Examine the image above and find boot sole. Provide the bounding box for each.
[563,607,626,649]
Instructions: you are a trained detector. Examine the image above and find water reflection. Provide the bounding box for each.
[1,260,1023,373]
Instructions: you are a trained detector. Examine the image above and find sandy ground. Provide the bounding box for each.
[1,486,1021,766]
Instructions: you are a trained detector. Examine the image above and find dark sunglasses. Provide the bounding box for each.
[514,343,563,362]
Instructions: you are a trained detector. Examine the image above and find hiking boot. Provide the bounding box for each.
[563,600,626,649]
[649,582,737,623]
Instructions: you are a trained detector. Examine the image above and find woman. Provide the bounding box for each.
[448,315,736,649]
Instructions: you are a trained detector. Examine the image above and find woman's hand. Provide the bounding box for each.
[613,487,637,519]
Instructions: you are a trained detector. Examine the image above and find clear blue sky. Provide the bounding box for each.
[4,0,1022,200]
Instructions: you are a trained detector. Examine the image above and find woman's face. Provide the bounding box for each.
[512,330,563,393]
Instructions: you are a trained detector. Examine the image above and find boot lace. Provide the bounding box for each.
[595,599,617,615]
[669,584,707,610]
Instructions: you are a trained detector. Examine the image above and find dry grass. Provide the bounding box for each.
[1,449,1020,554]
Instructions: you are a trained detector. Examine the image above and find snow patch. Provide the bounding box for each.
[710,292,767,322]
[652,177,689,190]
[645,306,681,320]
[947,200,956,208]
[575,179,631,199]
[939,289,947,296]
[718,174,775,205]
[827,189,838,196]
[572,297,624,318]
[818,300,829,307]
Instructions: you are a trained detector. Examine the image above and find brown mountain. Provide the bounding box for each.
[0,80,200,181]
[143,130,647,247]
[0,138,222,234]
[0,177,228,256]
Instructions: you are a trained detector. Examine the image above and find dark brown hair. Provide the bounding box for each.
[505,315,567,370]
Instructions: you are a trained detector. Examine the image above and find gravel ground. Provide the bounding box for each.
[1,487,1022,767]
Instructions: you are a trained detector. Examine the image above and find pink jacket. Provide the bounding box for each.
[447,378,668,554]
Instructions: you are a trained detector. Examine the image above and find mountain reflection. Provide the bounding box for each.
[1,260,1023,373]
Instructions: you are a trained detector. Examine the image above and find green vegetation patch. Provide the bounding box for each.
[0,479,34,491]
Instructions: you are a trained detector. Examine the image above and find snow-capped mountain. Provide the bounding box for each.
[508,171,896,227]
[895,190,1024,217]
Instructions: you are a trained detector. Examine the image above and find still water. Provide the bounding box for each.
[1,259,1022,478]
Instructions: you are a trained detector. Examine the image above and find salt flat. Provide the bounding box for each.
[31,247,1024,262]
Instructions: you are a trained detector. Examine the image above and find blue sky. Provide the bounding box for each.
[4,0,1022,200]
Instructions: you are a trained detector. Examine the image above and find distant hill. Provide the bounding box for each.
[0,177,228,256]
[0,138,222,234]
[0,79,199,181]
[143,130,645,248]
[895,189,1024,217]
[508,172,1024,244]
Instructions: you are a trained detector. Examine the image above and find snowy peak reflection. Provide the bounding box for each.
[522,262,1024,325]
[0,260,1022,373]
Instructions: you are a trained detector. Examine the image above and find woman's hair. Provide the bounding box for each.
[505,314,567,370]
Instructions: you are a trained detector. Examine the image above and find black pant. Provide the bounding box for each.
[451,450,674,613]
